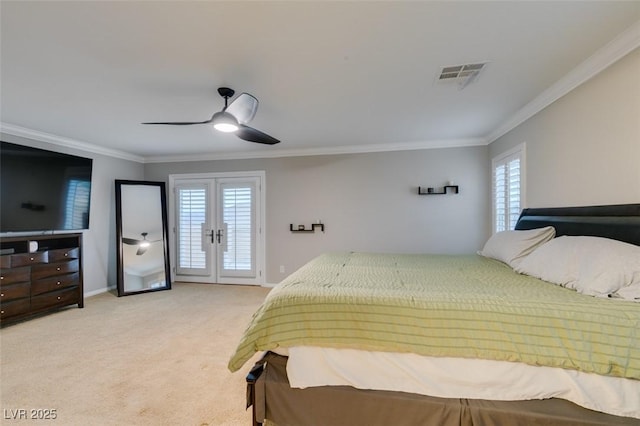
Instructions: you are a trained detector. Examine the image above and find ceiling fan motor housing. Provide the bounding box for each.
[218,87,235,99]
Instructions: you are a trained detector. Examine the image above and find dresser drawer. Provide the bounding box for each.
[10,251,49,267]
[31,259,79,280]
[48,247,80,262]
[0,297,31,320]
[0,267,30,286]
[30,287,79,312]
[0,282,30,302]
[32,272,79,296]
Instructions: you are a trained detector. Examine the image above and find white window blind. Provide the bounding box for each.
[177,187,207,270]
[492,144,525,233]
[221,185,254,272]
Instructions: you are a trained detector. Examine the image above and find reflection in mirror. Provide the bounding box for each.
[115,180,171,296]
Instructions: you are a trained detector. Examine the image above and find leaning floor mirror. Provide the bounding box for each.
[115,180,171,296]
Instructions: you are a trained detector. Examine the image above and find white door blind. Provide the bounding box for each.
[220,184,255,276]
[493,147,524,233]
[177,186,207,271]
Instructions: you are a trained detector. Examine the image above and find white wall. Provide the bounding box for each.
[144,146,490,283]
[0,133,144,295]
[489,48,640,208]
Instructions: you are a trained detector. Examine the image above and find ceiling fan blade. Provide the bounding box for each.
[141,118,213,125]
[236,124,280,145]
[226,93,258,125]
[123,237,140,245]
[136,246,148,256]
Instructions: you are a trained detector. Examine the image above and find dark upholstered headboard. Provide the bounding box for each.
[515,204,640,247]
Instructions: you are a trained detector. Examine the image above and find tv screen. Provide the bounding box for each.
[0,141,93,233]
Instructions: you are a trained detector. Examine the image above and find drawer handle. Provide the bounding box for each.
[56,267,61,271]
[57,296,61,300]
[57,281,61,285]
[1,310,4,314]
[0,293,4,297]
[64,253,68,257]
[0,276,3,280]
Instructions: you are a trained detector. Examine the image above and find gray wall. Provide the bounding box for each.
[0,133,144,295]
[7,47,635,291]
[144,146,491,284]
[489,48,640,208]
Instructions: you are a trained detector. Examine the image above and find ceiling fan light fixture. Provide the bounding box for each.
[212,111,239,133]
[138,232,151,248]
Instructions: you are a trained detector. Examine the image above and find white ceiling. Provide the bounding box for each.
[1,1,639,162]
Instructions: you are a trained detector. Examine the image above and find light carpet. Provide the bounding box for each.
[1,283,271,426]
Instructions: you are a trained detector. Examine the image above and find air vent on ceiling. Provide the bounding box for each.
[437,62,487,90]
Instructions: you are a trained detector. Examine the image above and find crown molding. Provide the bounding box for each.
[143,137,488,163]
[1,121,486,163]
[486,20,640,144]
[0,122,145,163]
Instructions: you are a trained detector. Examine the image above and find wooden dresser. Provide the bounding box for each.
[0,233,83,325]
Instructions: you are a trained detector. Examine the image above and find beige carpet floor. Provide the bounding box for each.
[1,283,271,426]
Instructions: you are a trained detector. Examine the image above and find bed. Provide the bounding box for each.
[229,204,640,426]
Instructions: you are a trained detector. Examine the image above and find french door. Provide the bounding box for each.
[169,172,264,285]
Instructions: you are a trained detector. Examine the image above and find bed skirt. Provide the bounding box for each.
[246,352,639,426]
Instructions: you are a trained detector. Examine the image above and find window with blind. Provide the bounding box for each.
[492,144,525,233]
[176,185,208,272]
[220,183,255,274]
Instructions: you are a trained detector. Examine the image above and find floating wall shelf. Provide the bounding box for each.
[290,223,325,233]
[418,185,459,195]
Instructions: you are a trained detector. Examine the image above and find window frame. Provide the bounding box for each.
[491,142,526,234]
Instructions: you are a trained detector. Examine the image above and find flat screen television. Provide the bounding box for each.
[1,141,93,233]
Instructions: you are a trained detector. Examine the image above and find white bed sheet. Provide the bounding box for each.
[282,346,640,420]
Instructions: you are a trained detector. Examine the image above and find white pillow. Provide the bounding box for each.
[515,236,640,298]
[478,226,555,268]
[613,281,640,302]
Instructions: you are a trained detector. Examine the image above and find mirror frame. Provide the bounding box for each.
[115,180,171,296]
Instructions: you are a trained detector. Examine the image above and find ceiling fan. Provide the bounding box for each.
[122,232,161,256]
[142,87,280,145]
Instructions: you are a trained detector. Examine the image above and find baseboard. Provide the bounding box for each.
[85,283,273,297]
[84,286,116,298]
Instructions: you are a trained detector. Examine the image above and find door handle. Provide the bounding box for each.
[205,229,222,244]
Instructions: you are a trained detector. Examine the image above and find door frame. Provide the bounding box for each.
[168,170,266,286]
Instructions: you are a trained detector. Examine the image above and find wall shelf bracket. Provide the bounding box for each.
[290,223,325,233]
[418,185,459,195]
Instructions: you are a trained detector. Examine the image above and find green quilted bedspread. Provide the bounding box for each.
[228,252,640,379]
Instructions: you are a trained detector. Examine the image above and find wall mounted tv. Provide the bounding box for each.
[1,141,93,233]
